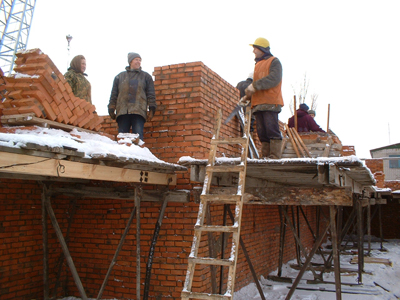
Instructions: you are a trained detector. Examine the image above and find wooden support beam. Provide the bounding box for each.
[43,189,88,300]
[226,206,266,300]
[143,196,169,300]
[285,211,331,300]
[135,187,141,300]
[97,204,137,300]
[208,187,353,206]
[0,151,176,185]
[48,186,190,203]
[330,206,342,300]
[41,184,49,300]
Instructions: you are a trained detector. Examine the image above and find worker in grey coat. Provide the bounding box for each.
[108,52,156,140]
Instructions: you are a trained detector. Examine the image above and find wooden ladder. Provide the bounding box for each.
[181,107,251,300]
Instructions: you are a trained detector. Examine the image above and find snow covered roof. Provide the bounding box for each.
[0,126,186,183]
[179,155,376,189]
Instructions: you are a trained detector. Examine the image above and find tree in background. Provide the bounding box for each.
[289,73,318,115]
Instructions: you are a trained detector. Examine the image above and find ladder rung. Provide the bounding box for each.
[189,257,234,266]
[194,224,238,233]
[200,194,242,203]
[206,165,245,173]
[181,291,232,300]
[211,137,247,145]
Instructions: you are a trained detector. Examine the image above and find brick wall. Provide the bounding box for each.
[0,179,319,299]
[364,159,400,238]
[0,61,322,299]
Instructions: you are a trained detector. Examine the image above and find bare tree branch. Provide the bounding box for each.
[289,73,319,114]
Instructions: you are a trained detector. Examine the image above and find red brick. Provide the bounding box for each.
[40,100,57,121]
[17,105,44,117]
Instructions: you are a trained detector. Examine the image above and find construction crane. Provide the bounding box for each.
[0,0,37,75]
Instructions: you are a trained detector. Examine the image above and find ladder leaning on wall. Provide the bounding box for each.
[181,107,251,300]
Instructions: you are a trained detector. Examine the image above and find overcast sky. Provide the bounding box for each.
[26,0,400,159]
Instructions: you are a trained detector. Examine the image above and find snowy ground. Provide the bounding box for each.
[234,239,400,300]
[58,239,400,300]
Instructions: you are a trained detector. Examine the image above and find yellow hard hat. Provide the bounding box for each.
[250,37,270,48]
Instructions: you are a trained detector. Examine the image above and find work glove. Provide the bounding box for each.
[238,96,250,107]
[245,83,255,98]
[108,107,116,120]
[147,106,156,121]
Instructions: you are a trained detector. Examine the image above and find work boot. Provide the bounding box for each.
[261,142,270,158]
[269,139,283,159]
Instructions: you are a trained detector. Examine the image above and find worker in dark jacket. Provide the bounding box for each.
[64,55,92,104]
[288,103,325,133]
[108,52,156,140]
[240,37,284,159]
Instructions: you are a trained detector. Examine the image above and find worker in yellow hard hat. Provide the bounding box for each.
[239,37,284,159]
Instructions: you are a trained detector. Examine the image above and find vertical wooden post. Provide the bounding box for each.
[278,206,286,277]
[378,204,384,250]
[44,193,88,300]
[330,206,342,300]
[219,204,228,294]
[41,184,49,300]
[135,187,141,300]
[206,205,218,294]
[294,95,297,132]
[54,198,78,299]
[226,206,266,300]
[97,205,137,300]
[327,103,331,133]
[367,201,371,255]
[291,206,301,266]
[143,196,168,300]
[356,197,363,283]
[285,219,330,300]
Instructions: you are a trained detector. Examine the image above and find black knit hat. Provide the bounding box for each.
[299,103,309,111]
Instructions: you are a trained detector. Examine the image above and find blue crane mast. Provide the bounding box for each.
[0,0,37,75]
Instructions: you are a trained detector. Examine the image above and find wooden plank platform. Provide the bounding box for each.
[181,156,379,205]
[1,113,100,134]
[0,151,177,185]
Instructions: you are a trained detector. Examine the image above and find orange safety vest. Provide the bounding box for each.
[251,56,284,108]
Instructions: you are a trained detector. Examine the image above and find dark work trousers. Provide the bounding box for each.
[117,114,146,140]
[254,110,282,143]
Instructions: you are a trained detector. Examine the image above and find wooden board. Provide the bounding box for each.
[351,256,392,266]
[0,151,176,185]
[1,113,98,134]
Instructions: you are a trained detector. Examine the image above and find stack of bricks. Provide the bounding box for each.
[0,49,104,131]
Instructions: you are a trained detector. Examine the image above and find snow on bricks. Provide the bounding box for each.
[0,49,104,131]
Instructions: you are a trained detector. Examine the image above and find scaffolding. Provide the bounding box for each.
[0,0,37,75]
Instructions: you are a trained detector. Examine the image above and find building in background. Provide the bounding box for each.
[370,143,400,181]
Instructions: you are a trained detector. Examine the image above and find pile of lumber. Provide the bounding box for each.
[0,49,103,131]
[282,130,343,158]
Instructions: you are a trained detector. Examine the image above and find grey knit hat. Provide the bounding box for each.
[308,109,316,116]
[128,52,141,64]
